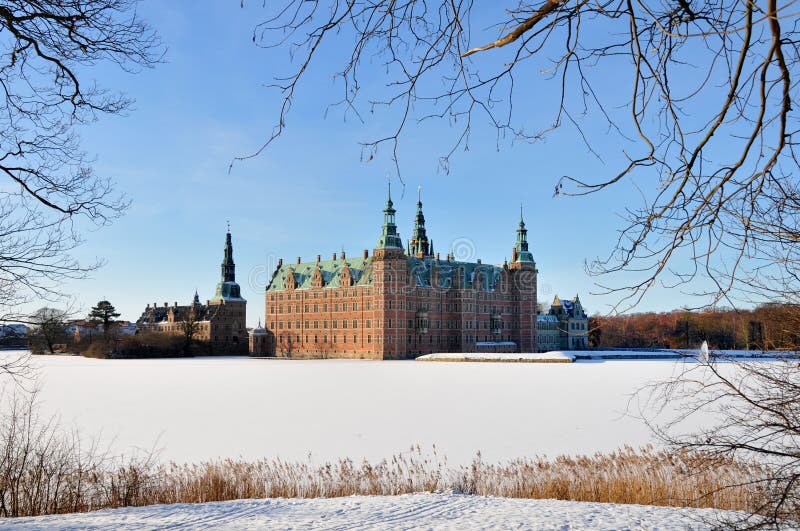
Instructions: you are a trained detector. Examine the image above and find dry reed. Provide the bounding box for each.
[0,394,772,518]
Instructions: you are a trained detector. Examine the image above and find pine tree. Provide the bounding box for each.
[88,301,121,337]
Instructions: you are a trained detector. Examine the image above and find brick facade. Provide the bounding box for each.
[263,191,538,359]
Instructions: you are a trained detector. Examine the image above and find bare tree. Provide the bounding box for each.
[638,356,800,528]
[242,0,797,311]
[27,307,69,355]
[0,1,161,323]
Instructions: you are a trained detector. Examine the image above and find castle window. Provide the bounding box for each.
[408,319,413,329]
[366,302,371,310]
[343,335,346,343]
[287,321,291,329]
[387,300,392,310]
[278,322,283,329]
[314,304,319,312]
[342,320,348,329]
[324,320,328,328]
[313,320,319,329]
[388,318,392,328]
[297,335,301,342]
[365,319,370,328]
[333,336,337,343]
[323,303,328,312]
[305,320,309,329]
[407,335,411,344]
[271,322,275,329]
[324,335,328,343]
[352,319,357,328]
[333,320,338,329]
[305,304,309,312]
[296,320,300,329]
[353,302,358,311]
[295,305,300,313]
[367,335,371,343]
[314,335,318,343]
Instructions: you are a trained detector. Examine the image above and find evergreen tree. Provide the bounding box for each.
[88,301,121,337]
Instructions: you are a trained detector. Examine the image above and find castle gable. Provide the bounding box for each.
[267,257,373,291]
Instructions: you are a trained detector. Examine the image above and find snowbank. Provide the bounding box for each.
[0,493,740,530]
[416,352,575,363]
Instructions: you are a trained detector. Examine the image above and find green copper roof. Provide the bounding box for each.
[515,206,534,263]
[376,184,403,250]
[266,256,506,292]
[407,257,503,290]
[267,257,374,291]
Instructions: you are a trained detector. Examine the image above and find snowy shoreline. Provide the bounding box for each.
[0,493,744,530]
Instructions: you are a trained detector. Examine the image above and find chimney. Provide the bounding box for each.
[332,252,337,261]
[341,251,346,260]
[163,302,168,307]
[146,303,150,309]
[153,302,157,308]
[436,252,440,261]
[317,255,321,263]
[477,259,482,265]
[297,257,301,265]
[174,301,178,307]
[363,249,368,259]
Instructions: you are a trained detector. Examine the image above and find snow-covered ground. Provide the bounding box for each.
[416,352,575,362]
[0,351,718,464]
[0,493,740,530]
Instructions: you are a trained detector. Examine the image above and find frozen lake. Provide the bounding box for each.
[3,352,707,464]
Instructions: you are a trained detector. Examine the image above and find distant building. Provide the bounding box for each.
[67,320,137,342]
[135,230,248,355]
[537,294,589,350]
[262,187,538,359]
[249,320,269,355]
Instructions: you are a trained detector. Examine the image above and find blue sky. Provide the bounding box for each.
[43,1,720,326]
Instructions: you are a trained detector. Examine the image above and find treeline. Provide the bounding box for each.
[589,303,800,350]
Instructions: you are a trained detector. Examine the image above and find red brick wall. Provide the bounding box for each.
[264,253,538,359]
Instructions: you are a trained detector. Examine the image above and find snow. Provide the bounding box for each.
[0,492,742,530]
[416,352,575,362]
[0,352,716,465]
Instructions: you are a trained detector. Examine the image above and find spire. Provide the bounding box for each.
[212,228,245,302]
[193,290,200,305]
[410,185,431,257]
[514,204,534,263]
[221,228,235,282]
[376,183,403,250]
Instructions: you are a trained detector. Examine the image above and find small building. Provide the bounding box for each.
[249,320,269,355]
[537,294,589,350]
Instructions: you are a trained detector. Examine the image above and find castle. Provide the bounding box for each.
[257,187,538,359]
[135,230,248,355]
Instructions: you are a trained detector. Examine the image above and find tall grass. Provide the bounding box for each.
[0,393,771,518]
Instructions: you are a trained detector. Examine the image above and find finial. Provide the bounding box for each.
[520,202,523,222]
[388,180,392,200]
[418,184,421,202]
[226,219,230,232]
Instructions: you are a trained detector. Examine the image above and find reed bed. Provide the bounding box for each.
[0,395,773,518]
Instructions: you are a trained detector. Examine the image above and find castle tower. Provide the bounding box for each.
[373,184,409,358]
[409,185,432,258]
[509,206,537,351]
[209,227,247,354]
[375,183,403,253]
